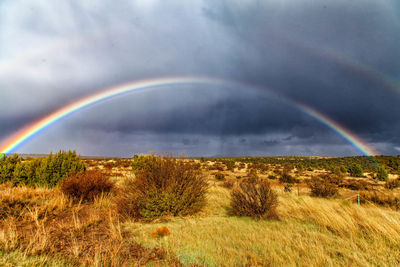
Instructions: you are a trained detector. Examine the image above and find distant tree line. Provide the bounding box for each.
[0,150,85,187]
[206,155,400,175]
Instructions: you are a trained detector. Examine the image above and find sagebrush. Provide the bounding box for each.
[230,177,278,220]
[116,155,208,220]
[308,176,338,198]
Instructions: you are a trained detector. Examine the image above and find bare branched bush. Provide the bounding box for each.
[385,178,400,190]
[116,155,208,221]
[279,171,298,184]
[340,179,370,191]
[308,176,338,198]
[60,171,114,202]
[230,177,279,220]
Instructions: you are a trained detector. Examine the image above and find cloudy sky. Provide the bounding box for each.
[1,0,399,157]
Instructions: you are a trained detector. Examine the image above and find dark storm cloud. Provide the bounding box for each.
[200,0,400,143]
[66,86,329,141]
[1,0,399,156]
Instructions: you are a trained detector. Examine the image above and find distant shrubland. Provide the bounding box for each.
[206,155,400,176]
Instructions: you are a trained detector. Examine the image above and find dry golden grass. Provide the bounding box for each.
[126,185,400,266]
[0,184,181,266]
[1,163,400,266]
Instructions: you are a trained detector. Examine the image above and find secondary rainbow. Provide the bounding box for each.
[0,76,378,156]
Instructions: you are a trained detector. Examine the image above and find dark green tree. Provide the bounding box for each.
[348,164,363,177]
[375,166,388,181]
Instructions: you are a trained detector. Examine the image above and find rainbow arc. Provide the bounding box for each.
[0,76,379,157]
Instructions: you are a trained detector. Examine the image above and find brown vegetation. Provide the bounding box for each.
[385,178,400,189]
[0,185,180,266]
[2,155,400,265]
[358,191,400,209]
[308,176,338,198]
[214,172,225,181]
[60,171,114,202]
[115,155,208,221]
[221,178,235,189]
[230,177,279,220]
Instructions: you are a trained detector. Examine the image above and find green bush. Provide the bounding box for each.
[0,154,21,184]
[117,155,208,221]
[331,166,344,178]
[348,164,363,177]
[279,171,298,184]
[0,151,85,187]
[375,166,389,181]
[230,177,278,220]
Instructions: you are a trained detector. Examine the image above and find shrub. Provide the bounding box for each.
[385,178,400,190]
[60,171,114,202]
[375,166,389,181]
[359,191,400,209]
[340,179,370,191]
[152,227,170,238]
[221,179,235,189]
[238,162,246,170]
[215,172,225,181]
[348,164,363,177]
[0,150,86,187]
[230,177,279,220]
[268,174,277,180]
[104,162,113,170]
[331,166,344,178]
[223,160,235,171]
[208,162,224,171]
[247,168,258,179]
[322,174,343,185]
[279,171,298,184]
[0,154,21,184]
[116,155,208,221]
[308,176,338,198]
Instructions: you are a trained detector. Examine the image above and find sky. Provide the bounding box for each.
[0,0,400,157]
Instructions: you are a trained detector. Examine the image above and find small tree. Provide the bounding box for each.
[348,164,363,177]
[375,166,388,181]
[0,154,21,184]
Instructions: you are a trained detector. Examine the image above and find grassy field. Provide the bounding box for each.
[1,158,400,266]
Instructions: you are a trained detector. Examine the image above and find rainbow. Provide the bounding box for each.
[295,102,379,156]
[0,76,379,156]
